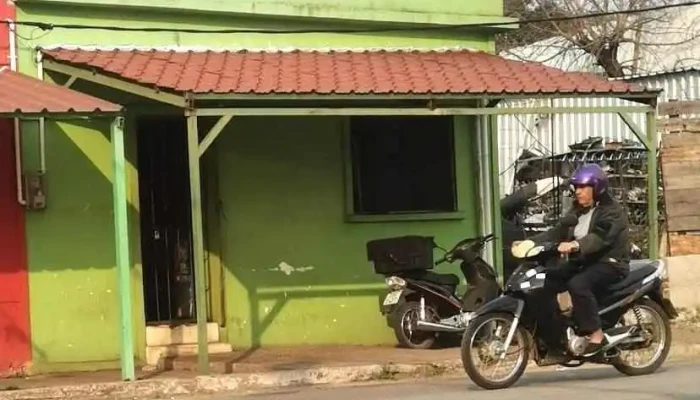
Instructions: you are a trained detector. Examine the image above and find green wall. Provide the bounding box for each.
[20,0,511,27]
[215,116,479,347]
[14,0,493,367]
[20,117,144,372]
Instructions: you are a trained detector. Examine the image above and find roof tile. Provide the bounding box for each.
[41,48,651,96]
[0,67,121,115]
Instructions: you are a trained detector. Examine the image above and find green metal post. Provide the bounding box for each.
[111,117,135,382]
[646,110,659,260]
[487,115,504,282]
[186,113,210,374]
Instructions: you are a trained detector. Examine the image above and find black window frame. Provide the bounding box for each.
[346,115,460,217]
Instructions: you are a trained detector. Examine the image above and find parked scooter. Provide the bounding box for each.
[368,177,566,349]
[368,234,500,349]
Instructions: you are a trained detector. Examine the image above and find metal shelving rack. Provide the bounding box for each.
[512,144,664,258]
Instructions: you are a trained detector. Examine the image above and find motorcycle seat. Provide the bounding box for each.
[421,271,461,287]
[608,260,659,292]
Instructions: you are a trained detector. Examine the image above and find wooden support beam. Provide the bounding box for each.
[488,114,504,281]
[617,112,650,148]
[195,105,653,117]
[199,115,233,158]
[44,60,187,107]
[111,117,135,382]
[646,111,659,260]
[187,114,210,374]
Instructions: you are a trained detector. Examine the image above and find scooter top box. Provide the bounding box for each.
[366,235,435,275]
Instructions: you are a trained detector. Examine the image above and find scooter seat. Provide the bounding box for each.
[608,260,659,292]
[420,271,461,287]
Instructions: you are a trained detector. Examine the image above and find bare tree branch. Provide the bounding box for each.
[499,0,700,77]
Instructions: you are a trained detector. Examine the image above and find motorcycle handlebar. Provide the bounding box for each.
[435,234,497,266]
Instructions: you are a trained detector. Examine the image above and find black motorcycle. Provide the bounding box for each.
[368,234,501,349]
[460,236,677,390]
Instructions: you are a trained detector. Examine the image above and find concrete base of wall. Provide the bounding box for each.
[666,255,700,309]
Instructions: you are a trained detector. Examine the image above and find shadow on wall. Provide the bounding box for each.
[23,118,142,366]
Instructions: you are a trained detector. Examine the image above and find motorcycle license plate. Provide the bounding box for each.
[383,290,402,306]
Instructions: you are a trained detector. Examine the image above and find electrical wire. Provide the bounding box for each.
[1,1,700,35]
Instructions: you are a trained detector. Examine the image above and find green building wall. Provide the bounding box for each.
[15,0,496,370]
[215,116,480,347]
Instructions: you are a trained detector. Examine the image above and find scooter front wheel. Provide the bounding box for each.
[392,301,438,349]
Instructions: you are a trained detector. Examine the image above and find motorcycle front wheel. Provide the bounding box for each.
[461,312,530,390]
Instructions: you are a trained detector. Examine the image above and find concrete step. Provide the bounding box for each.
[146,323,220,347]
[146,342,233,366]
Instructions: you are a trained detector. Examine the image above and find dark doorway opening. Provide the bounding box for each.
[136,116,196,325]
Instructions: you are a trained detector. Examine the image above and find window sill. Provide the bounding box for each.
[346,211,466,223]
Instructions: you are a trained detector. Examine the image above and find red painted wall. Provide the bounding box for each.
[0,1,13,68]
[0,0,32,374]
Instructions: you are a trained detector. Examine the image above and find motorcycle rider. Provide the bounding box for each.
[526,163,630,356]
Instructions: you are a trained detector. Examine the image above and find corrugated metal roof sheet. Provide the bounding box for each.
[41,48,654,96]
[614,67,700,81]
[0,67,121,115]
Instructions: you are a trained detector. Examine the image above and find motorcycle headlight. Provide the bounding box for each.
[385,276,406,290]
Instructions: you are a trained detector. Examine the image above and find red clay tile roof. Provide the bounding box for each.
[41,48,650,96]
[0,67,121,115]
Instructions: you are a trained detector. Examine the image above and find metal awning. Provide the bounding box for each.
[0,66,122,117]
[40,47,657,100]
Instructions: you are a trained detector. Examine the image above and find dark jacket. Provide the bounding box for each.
[532,192,630,273]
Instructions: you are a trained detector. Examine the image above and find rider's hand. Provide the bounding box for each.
[557,241,579,254]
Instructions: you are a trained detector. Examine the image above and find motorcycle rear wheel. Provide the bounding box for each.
[612,298,672,376]
[461,312,530,390]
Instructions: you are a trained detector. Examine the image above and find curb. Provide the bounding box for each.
[1,343,699,400]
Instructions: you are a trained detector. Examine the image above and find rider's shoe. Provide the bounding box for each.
[583,338,609,357]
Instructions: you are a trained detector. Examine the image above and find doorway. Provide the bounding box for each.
[136,116,196,325]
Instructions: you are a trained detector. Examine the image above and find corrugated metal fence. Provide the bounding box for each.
[497,69,700,194]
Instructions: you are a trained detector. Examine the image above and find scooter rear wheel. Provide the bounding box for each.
[392,301,438,350]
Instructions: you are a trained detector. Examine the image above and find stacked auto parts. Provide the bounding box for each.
[511,136,664,258]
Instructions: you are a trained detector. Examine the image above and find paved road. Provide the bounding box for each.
[190,361,700,400]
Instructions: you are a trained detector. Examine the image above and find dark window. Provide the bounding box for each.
[349,116,458,215]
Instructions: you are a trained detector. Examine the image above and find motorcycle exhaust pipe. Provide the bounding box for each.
[416,320,464,333]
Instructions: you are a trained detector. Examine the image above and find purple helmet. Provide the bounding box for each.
[570,164,608,197]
